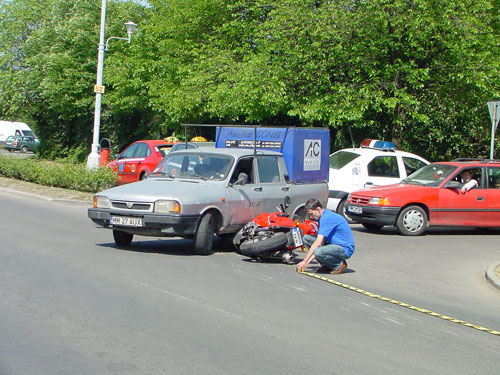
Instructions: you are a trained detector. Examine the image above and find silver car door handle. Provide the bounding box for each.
[281,186,290,191]
[254,186,262,192]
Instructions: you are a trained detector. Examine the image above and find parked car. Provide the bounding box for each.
[345,159,500,235]
[107,140,177,185]
[328,139,429,220]
[168,141,215,153]
[3,135,40,153]
[0,120,37,143]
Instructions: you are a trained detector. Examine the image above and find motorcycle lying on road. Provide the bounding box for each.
[233,205,318,264]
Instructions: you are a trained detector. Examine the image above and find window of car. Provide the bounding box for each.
[449,167,483,188]
[486,167,500,189]
[257,156,281,183]
[329,151,360,170]
[151,153,232,181]
[403,157,427,176]
[367,156,399,178]
[122,143,139,158]
[230,157,255,184]
[135,142,151,158]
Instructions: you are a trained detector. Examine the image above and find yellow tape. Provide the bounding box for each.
[300,271,500,337]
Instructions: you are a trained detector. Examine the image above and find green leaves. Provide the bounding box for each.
[1,0,500,160]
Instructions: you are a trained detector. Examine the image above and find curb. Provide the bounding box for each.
[485,262,500,291]
[0,187,92,206]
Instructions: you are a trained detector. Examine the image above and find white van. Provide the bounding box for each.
[0,121,37,143]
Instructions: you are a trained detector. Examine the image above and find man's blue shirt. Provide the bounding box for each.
[318,209,355,257]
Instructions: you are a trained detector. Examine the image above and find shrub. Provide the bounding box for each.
[0,155,116,193]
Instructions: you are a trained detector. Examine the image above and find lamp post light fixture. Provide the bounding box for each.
[86,0,137,170]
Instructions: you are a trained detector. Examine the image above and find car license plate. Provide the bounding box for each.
[291,227,303,247]
[110,215,143,227]
[348,205,362,214]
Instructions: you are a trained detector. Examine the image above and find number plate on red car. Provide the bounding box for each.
[348,206,362,214]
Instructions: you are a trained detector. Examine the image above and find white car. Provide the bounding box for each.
[327,139,429,220]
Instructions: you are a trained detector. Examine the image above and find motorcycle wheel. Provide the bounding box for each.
[239,232,288,257]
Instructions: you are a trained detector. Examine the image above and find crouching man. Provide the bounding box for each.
[296,198,355,275]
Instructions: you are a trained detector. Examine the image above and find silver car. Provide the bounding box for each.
[88,148,328,254]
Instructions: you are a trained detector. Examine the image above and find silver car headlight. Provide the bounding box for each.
[154,200,181,213]
[93,195,111,209]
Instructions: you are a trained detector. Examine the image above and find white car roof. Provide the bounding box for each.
[330,147,427,160]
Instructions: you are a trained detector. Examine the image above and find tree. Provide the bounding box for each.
[0,0,149,158]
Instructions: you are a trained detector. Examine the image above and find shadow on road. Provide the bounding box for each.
[96,236,235,256]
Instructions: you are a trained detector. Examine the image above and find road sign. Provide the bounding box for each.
[488,100,500,159]
[94,85,105,94]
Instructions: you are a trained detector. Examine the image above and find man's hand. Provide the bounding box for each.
[296,260,308,272]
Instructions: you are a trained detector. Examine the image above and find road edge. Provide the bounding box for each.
[485,262,500,291]
[0,186,92,206]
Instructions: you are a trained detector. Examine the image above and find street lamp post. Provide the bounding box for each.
[86,0,136,169]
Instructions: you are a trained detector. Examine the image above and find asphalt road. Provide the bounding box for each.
[1,190,499,374]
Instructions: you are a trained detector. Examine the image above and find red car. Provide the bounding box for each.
[108,140,176,185]
[345,160,500,235]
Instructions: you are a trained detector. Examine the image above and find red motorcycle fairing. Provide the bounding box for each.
[234,210,318,264]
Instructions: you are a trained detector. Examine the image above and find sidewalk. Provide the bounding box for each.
[486,262,500,291]
[0,176,93,204]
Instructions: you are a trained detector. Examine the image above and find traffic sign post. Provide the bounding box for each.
[488,101,500,159]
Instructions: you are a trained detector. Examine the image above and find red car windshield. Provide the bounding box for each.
[402,164,457,187]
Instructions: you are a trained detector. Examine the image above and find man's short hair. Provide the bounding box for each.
[305,198,323,210]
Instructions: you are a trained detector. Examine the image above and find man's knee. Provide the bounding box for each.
[303,234,316,248]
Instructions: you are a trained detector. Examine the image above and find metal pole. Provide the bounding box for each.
[87,0,107,169]
[491,104,496,160]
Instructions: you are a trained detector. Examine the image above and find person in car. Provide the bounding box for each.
[296,198,355,275]
[460,170,478,193]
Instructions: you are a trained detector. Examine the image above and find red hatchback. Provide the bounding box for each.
[108,140,176,185]
[345,160,500,235]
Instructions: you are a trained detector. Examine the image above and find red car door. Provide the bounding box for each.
[117,143,141,184]
[484,167,500,226]
[436,168,485,226]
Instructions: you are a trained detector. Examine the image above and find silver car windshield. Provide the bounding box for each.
[151,152,234,181]
[402,164,457,187]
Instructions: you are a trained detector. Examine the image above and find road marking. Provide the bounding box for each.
[124,277,243,319]
[300,271,500,337]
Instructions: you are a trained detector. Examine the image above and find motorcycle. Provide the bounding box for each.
[233,204,318,264]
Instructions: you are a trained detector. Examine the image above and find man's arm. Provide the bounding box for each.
[461,179,478,193]
[296,235,325,272]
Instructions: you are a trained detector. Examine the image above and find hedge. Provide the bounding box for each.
[0,155,116,193]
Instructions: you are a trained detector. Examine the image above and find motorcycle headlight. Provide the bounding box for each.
[154,200,181,213]
[93,195,111,209]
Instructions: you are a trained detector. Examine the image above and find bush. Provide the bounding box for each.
[0,155,116,193]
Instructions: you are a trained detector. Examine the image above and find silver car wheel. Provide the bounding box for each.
[402,209,424,232]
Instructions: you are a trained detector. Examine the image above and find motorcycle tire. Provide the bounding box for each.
[239,232,288,257]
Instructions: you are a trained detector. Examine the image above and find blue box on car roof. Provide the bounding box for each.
[215,126,330,183]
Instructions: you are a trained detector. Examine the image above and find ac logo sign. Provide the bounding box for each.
[304,139,321,171]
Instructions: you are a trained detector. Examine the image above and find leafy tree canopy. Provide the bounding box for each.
[1,0,499,160]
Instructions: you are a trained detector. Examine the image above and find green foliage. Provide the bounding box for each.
[0,155,116,193]
[1,0,500,161]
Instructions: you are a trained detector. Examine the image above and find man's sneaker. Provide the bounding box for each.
[331,260,347,275]
[316,265,332,274]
